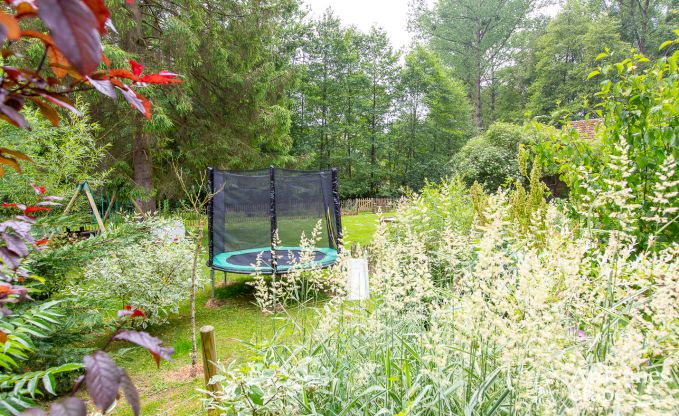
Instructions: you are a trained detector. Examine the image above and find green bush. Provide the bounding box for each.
[450,122,530,191]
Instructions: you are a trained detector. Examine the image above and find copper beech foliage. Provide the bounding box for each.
[0,1,179,415]
[0,0,181,177]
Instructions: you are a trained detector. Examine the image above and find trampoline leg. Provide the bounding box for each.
[210,269,215,300]
[223,271,227,285]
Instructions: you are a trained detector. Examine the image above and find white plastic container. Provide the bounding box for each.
[152,220,186,241]
[347,258,370,301]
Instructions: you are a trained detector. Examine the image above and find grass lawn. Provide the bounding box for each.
[109,211,383,415]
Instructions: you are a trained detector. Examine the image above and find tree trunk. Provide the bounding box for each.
[189,218,204,374]
[370,82,377,195]
[132,129,156,212]
[125,2,155,212]
[475,30,483,128]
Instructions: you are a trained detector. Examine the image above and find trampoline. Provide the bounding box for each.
[207,167,343,296]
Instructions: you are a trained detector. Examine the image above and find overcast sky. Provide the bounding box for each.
[303,0,416,50]
[303,0,562,51]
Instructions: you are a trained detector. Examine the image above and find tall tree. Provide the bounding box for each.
[412,0,541,127]
[389,46,472,190]
[362,27,399,195]
[603,0,678,56]
[89,0,300,209]
[527,0,628,118]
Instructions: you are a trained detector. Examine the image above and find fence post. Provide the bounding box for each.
[200,325,218,415]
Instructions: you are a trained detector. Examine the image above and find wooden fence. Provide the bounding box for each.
[61,197,400,234]
[341,197,398,215]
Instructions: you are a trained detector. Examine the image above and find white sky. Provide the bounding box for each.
[303,0,415,50]
[303,0,562,51]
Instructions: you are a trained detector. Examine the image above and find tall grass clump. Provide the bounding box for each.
[204,178,678,414]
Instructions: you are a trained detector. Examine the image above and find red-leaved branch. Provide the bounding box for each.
[0,0,182,171]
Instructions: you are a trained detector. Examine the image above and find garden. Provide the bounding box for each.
[0,1,677,416]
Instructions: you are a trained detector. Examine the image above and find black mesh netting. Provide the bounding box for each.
[208,167,341,273]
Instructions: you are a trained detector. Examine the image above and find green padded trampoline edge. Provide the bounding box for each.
[212,246,338,273]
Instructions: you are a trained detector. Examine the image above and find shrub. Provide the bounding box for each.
[73,218,201,326]
[450,122,531,191]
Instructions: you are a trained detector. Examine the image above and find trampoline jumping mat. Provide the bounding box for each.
[212,246,338,274]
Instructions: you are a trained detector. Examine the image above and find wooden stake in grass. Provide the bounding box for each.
[200,325,218,415]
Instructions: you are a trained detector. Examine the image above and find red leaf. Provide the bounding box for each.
[131,309,146,318]
[108,68,140,82]
[30,183,46,194]
[36,238,49,246]
[47,45,70,78]
[37,0,102,75]
[136,91,152,120]
[28,96,59,127]
[49,397,87,416]
[120,371,140,416]
[139,73,182,85]
[20,30,55,46]
[116,86,146,117]
[86,76,116,98]
[14,2,38,19]
[112,330,173,367]
[0,11,20,41]
[82,0,109,34]
[129,59,143,77]
[83,351,122,412]
[0,102,28,128]
[36,91,82,117]
[24,206,51,215]
[2,203,17,208]
[101,53,110,68]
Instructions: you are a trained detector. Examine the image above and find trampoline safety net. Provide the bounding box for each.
[208,167,342,274]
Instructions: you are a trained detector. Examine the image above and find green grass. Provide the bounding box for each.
[108,212,383,415]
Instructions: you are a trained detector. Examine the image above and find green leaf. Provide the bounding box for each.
[42,373,56,395]
[659,40,673,51]
[587,70,600,80]
[248,385,264,406]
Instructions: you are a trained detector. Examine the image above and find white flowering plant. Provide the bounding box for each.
[250,220,346,313]
[74,218,202,326]
[206,176,678,415]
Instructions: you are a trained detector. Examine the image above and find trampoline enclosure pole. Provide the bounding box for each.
[269,166,278,275]
[207,167,215,268]
[331,168,343,251]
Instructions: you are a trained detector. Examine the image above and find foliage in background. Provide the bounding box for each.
[0,105,108,204]
[527,0,629,119]
[450,122,531,191]
[532,36,679,243]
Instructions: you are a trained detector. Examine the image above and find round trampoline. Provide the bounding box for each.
[212,246,338,274]
[206,166,343,298]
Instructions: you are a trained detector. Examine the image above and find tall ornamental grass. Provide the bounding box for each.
[205,183,678,415]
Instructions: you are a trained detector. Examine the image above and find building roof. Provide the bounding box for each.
[570,119,602,139]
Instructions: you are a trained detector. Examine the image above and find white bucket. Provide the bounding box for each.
[152,220,186,241]
[347,258,369,301]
